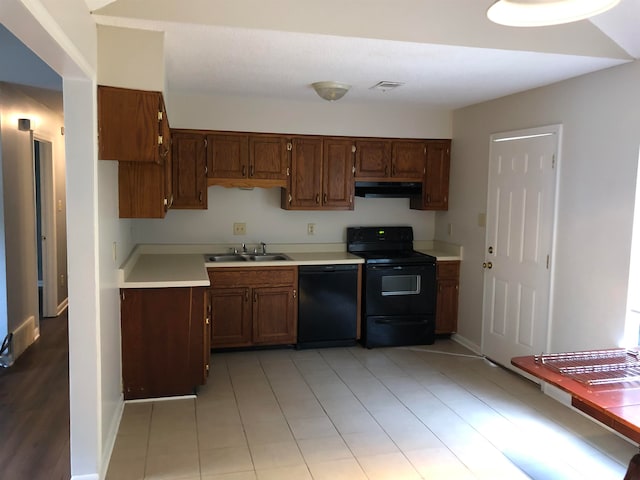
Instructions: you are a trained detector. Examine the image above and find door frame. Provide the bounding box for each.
[481,124,562,363]
[32,135,58,318]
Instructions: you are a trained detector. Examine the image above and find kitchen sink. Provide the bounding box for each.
[206,254,247,262]
[205,253,290,262]
[244,254,290,261]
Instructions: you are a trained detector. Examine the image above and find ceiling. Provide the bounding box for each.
[89,0,640,109]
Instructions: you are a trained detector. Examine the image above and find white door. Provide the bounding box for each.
[482,125,560,370]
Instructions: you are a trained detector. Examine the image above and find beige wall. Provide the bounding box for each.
[447,60,640,353]
[98,25,165,91]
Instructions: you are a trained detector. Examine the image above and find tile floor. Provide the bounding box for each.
[106,340,637,479]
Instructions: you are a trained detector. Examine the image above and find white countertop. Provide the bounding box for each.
[119,242,462,288]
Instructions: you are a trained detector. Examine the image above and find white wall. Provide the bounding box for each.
[445,60,640,353]
[133,93,453,245]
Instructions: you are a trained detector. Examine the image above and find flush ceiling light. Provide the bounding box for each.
[487,0,621,27]
[312,81,351,101]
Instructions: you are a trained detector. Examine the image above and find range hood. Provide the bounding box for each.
[354,181,422,198]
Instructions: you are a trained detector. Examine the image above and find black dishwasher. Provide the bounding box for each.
[297,264,358,349]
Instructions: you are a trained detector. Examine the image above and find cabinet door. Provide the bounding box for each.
[354,140,391,179]
[252,286,297,345]
[120,288,199,400]
[322,138,354,209]
[118,161,167,218]
[210,287,252,348]
[172,131,208,209]
[98,86,163,163]
[436,279,459,334]
[410,140,451,211]
[287,137,323,208]
[435,261,460,334]
[207,133,249,179]
[249,134,288,184]
[161,99,173,211]
[391,141,425,180]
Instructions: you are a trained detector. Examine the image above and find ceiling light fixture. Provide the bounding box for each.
[487,0,621,27]
[312,81,351,101]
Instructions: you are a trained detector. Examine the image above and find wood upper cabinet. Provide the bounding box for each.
[391,140,426,180]
[207,132,288,187]
[208,267,298,348]
[435,261,460,335]
[98,85,169,163]
[283,137,354,210]
[354,139,425,181]
[323,138,355,208]
[410,140,451,211]
[98,85,174,218]
[354,140,390,179]
[171,130,208,209]
[120,287,209,400]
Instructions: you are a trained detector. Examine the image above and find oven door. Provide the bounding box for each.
[364,263,436,316]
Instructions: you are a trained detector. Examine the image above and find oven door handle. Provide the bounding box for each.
[370,265,407,271]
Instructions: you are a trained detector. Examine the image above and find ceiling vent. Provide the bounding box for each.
[370,81,404,92]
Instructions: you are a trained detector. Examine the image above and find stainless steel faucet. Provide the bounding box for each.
[260,242,267,254]
[241,243,247,253]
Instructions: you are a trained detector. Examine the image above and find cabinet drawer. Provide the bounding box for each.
[209,267,297,287]
[436,261,460,279]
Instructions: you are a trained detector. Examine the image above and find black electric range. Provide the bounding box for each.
[347,226,437,348]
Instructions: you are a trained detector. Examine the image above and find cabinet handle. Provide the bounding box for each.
[315,194,320,204]
[385,165,389,176]
[245,289,249,302]
[323,193,327,204]
[253,291,257,303]
[205,317,210,325]
[250,165,255,177]
[426,194,431,204]
[292,289,297,299]
[392,165,396,176]
[242,165,246,176]
[199,191,203,203]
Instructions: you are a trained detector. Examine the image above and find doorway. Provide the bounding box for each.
[33,138,58,319]
[481,125,561,370]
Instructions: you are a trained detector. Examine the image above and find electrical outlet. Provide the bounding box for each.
[478,213,487,228]
[307,223,315,235]
[233,223,247,235]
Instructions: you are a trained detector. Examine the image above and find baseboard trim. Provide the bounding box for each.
[11,315,37,360]
[100,394,124,480]
[450,333,481,355]
[57,297,69,316]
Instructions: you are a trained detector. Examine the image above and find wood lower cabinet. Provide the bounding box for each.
[411,140,451,211]
[282,137,354,210]
[120,287,210,400]
[171,131,208,209]
[435,261,460,334]
[208,267,298,348]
